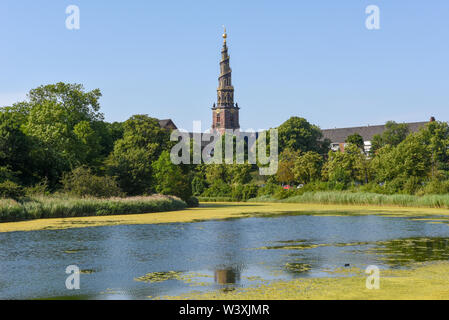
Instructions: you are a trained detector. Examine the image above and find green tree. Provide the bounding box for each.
[415,121,449,176]
[27,82,103,124]
[371,121,409,154]
[346,133,365,151]
[106,115,170,195]
[276,148,300,185]
[203,162,253,197]
[322,144,369,184]
[205,164,228,184]
[62,166,124,198]
[73,121,102,164]
[191,176,206,196]
[202,180,232,197]
[371,134,431,185]
[278,117,330,154]
[89,121,124,165]
[0,166,18,183]
[15,83,106,184]
[106,121,124,145]
[228,163,252,184]
[293,151,323,184]
[152,151,192,202]
[0,109,34,184]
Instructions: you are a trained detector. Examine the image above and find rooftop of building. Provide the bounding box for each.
[322,121,429,143]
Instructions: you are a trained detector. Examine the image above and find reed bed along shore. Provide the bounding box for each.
[0,194,186,222]
[3,202,449,233]
[249,191,449,209]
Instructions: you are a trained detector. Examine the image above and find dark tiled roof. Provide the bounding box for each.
[158,119,177,130]
[322,121,428,143]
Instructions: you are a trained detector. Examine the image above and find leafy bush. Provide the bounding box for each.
[24,178,50,196]
[375,176,424,195]
[242,184,259,200]
[231,184,244,201]
[290,181,347,196]
[202,180,232,197]
[0,166,18,183]
[152,151,192,202]
[402,176,423,195]
[231,184,259,201]
[191,176,206,196]
[257,183,282,197]
[62,166,124,198]
[358,181,389,194]
[273,188,290,200]
[421,179,449,195]
[0,180,25,199]
[186,196,199,207]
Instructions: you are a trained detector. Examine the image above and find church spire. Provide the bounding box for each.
[212,27,240,132]
[217,26,234,107]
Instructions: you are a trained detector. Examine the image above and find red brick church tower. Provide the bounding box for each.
[212,27,240,133]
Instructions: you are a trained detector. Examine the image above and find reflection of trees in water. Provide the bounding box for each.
[373,237,449,267]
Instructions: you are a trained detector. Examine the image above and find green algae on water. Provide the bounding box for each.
[159,261,449,300]
[285,263,312,274]
[134,271,213,287]
[80,269,96,274]
[135,271,183,283]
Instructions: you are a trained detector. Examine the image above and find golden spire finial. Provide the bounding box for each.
[222,25,227,43]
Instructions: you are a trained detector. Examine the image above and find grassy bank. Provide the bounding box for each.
[160,261,449,300]
[0,195,186,222]
[249,191,449,209]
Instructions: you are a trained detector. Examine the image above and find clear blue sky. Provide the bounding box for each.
[1,1,448,131]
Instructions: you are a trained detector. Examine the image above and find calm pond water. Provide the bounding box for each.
[1,213,449,299]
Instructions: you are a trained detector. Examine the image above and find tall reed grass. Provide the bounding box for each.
[0,194,186,222]
[249,191,449,209]
[197,196,238,202]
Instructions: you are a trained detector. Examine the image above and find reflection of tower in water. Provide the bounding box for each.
[214,268,240,285]
[209,218,245,286]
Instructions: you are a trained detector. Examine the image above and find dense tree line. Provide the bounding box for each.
[273,118,449,198]
[0,83,195,203]
[2,82,448,203]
